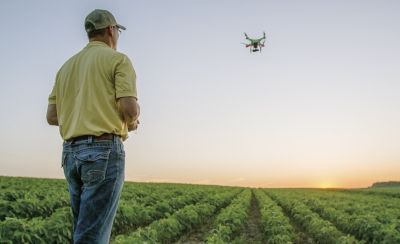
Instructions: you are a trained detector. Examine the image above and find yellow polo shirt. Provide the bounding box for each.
[48,41,137,141]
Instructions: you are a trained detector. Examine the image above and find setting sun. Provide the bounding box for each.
[318,183,337,189]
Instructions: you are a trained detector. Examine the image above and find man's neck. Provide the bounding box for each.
[89,37,114,50]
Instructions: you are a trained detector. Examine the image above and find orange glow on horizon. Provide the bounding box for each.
[124,174,384,189]
[318,183,337,189]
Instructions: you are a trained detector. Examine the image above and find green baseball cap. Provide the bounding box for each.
[85,9,126,33]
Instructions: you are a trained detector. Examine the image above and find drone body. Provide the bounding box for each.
[243,32,266,52]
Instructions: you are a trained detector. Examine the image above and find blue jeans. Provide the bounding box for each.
[62,135,125,244]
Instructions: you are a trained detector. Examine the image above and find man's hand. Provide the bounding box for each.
[117,97,140,131]
[46,104,59,126]
[128,120,140,132]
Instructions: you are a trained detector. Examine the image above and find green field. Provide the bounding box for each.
[1,176,400,243]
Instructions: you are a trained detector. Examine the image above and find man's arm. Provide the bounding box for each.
[117,97,140,131]
[46,104,59,126]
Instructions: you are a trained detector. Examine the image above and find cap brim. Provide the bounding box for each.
[116,24,126,30]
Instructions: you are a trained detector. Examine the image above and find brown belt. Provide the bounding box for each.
[67,133,117,143]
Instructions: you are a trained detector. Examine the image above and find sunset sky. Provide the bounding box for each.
[1,0,399,188]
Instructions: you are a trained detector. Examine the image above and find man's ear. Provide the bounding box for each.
[106,26,114,37]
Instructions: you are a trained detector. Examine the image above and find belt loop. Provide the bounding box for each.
[88,136,93,144]
[113,134,117,144]
[63,140,72,146]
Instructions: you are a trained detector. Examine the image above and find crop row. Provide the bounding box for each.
[285,190,400,243]
[0,195,69,221]
[112,187,240,235]
[253,190,296,243]
[0,177,68,202]
[0,207,72,244]
[113,189,242,243]
[265,190,360,244]
[289,189,400,231]
[205,189,252,243]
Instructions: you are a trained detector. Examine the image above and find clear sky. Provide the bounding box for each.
[1,0,399,188]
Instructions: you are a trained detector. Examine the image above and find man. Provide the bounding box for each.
[46,9,139,243]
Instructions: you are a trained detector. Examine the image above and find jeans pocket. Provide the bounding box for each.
[118,147,125,158]
[61,152,67,168]
[74,148,112,187]
[62,152,71,184]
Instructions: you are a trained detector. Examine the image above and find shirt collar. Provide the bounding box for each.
[86,41,110,48]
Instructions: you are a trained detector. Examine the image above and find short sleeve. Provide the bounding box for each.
[48,81,57,105]
[114,54,137,99]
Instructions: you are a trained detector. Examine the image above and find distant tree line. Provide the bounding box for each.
[371,181,400,188]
